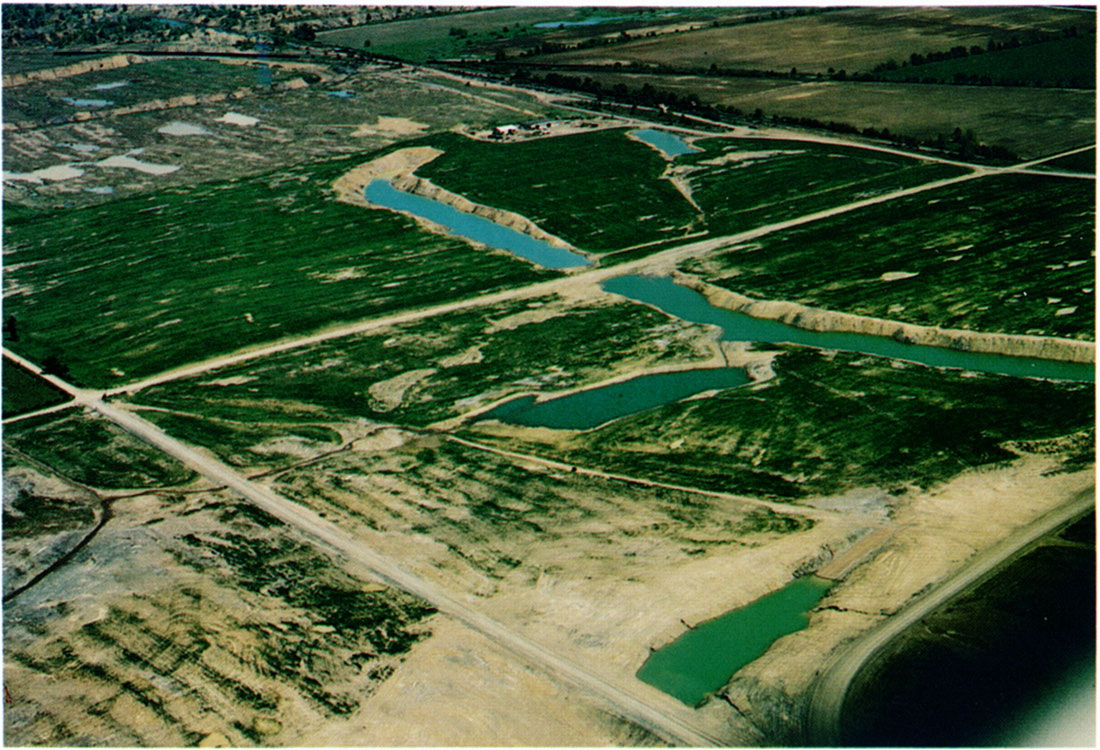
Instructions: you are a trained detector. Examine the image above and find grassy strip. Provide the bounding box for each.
[466,347,1095,500]
[682,137,969,235]
[134,410,342,470]
[681,173,1095,339]
[2,358,70,417]
[3,149,553,387]
[125,295,710,429]
[3,409,196,489]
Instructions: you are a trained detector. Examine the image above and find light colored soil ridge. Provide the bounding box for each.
[674,273,1095,365]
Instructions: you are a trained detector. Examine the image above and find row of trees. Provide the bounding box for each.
[513,69,1017,163]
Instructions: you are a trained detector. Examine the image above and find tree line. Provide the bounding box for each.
[509,69,1018,163]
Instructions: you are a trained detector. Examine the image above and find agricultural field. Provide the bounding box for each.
[3,409,197,489]
[2,358,69,417]
[675,136,968,236]
[875,34,1095,88]
[3,149,555,387]
[466,347,1095,500]
[550,70,1096,159]
[681,174,1096,340]
[1038,147,1096,174]
[271,435,817,600]
[317,7,748,63]
[416,128,699,253]
[530,6,1092,76]
[122,292,718,431]
[3,5,1096,748]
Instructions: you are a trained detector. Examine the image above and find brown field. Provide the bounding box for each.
[533,6,1093,75]
[558,71,1096,158]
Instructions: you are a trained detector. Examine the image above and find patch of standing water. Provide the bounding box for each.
[157,121,210,136]
[91,81,129,91]
[479,367,749,430]
[60,98,112,108]
[326,90,356,99]
[637,576,833,706]
[535,15,629,28]
[632,128,700,157]
[603,275,1094,383]
[364,179,590,270]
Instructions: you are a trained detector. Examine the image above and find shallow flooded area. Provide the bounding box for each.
[637,576,833,706]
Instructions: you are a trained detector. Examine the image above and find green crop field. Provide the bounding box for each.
[123,294,713,433]
[876,35,1095,88]
[3,409,196,489]
[2,358,70,417]
[562,70,1096,159]
[316,7,726,62]
[532,6,1089,75]
[2,149,553,388]
[681,173,1096,339]
[680,137,968,236]
[467,347,1095,500]
[417,129,699,253]
[318,7,578,61]
[1038,147,1095,174]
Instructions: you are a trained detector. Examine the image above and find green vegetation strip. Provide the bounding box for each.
[467,347,1095,500]
[3,149,552,387]
[682,173,1095,339]
[2,357,70,417]
[3,410,196,489]
[680,137,968,236]
[125,295,709,429]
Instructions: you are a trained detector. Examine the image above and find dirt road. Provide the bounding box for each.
[78,396,725,747]
[446,434,839,520]
[803,484,1095,745]
[106,166,990,398]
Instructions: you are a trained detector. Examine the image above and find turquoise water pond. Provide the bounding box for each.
[364,179,591,270]
[632,128,700,157]
[479,366,749,430]
[603,275,1094,383]
[637,576,834,706]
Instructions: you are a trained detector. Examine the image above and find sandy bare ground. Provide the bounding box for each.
[805,480,1094,744]
[714,453,1095,741]
[71,396,727,747]
[351,116,429,138]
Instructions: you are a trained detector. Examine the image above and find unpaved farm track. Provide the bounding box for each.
[0,350,724,748]
[803,484,1095,745]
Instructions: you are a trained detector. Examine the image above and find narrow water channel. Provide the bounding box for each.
[637,576,833,707]
[603,275,1094,383]
[364,179,591,270]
